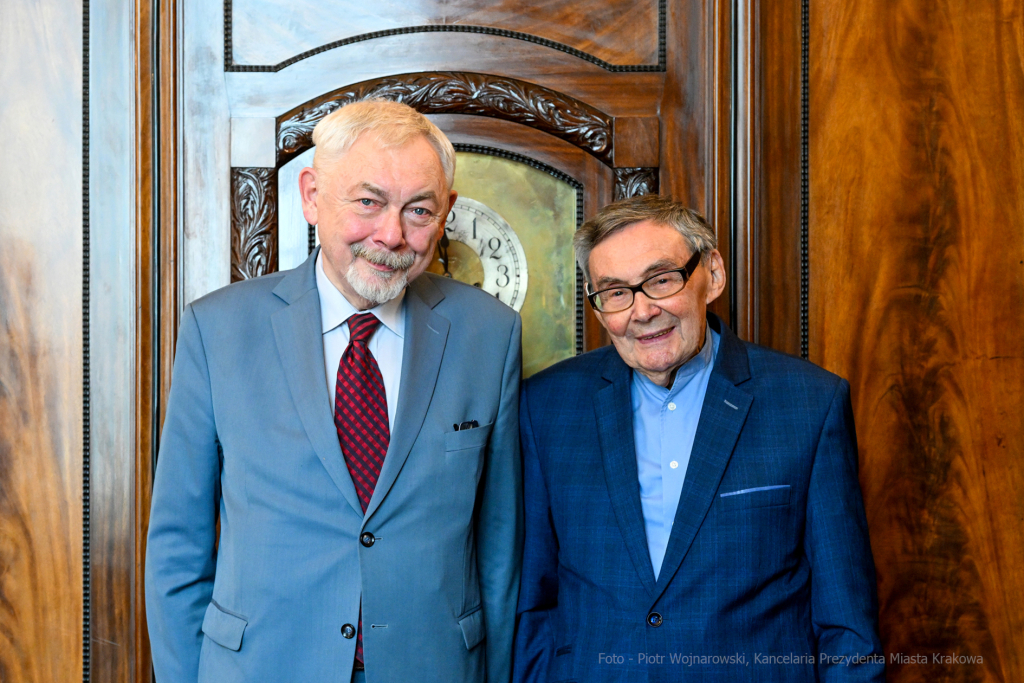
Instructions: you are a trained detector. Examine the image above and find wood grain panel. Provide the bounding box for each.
[0,248,84,683]
[661,0,731,325]
[0,1,85,680]
[811,1,1024,681]
[231,0,660,68]
[225,36,667,118]
[752,0,801,354]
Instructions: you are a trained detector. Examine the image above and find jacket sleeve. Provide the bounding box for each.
[477,313,525,683]
[512,382,559,683]
[145,304,221,682]
[805,379,885,681]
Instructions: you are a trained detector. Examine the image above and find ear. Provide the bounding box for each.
[703,249,727,305]
[298,167,319,225]
[437,190,458,240]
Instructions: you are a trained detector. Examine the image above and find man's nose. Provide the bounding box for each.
[373,207,405,249]
[631,291,662,322]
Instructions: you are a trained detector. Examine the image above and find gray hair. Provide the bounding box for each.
[573,194,718,282]
[311,99,456,189]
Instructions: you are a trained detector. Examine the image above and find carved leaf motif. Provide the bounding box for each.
[231,168,278,281]
[277,72,612,166]
[614,167,659,201]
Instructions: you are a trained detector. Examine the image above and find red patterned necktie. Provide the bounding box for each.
[333,311,390,666]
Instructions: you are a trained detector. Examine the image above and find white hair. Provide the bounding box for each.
[311,98,456,189]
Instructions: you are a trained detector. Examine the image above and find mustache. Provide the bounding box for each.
[351,243,415,272]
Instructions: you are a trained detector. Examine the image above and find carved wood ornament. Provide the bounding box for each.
[232,72,660,281]
[231,168,278,281]
[613,167,659,200]
[277,72,613,166]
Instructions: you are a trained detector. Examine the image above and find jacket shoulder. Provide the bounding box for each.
[740,339,847,396]
[523,345,618,395]
[185,271,291,338]
[424,273,519,327]
[189,270,288,314]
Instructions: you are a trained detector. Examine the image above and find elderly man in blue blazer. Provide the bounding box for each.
[146,100,522,683]
[514,195,883,682]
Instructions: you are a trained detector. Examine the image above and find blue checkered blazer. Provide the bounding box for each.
[513,314,883,682]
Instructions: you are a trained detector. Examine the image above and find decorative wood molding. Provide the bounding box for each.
[800,0,809,360]
[230,168,278,281]
[276,72,613,167]
[613,167,659,200]
[223,0,667,74]
[82,0,92,675]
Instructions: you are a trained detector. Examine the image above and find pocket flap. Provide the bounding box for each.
[718,484,791,509]
[444,423,493,452]
[458,607,486,650]
[202,600,248,651]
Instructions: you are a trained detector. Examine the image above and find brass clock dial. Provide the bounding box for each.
[430,197,529,311]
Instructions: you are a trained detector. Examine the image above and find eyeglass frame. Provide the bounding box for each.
[585,249,704,313]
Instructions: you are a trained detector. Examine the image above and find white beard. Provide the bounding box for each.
[346,244,414,305]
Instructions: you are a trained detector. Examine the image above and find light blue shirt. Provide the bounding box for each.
[631,325,719,579]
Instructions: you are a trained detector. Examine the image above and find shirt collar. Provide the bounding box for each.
[315,251,406,338]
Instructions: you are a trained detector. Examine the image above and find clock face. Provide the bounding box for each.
[430,197,530,311]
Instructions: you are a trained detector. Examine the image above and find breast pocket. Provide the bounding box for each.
[717,484,791,509]
[444,422,494,453]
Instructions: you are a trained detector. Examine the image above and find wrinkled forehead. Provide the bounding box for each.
[590,221,692,284]
[319,134,448,190]
[316,129,451,189]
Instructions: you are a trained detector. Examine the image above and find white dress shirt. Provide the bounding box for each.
[315,252,405,428]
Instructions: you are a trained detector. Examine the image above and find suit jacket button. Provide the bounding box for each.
[360,532,375,547]
[341,624,356,639]
[647,612,663,627]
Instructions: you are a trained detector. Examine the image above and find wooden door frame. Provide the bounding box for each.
[124,1,802,679]
[128,0,179,680]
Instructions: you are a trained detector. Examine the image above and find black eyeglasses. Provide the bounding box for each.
[585,250,703,313]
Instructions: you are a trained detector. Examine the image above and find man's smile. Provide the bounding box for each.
[635,326,675,343]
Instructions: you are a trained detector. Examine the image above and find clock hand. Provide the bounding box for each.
[438,232,453,278]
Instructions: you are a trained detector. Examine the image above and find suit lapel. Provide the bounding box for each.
[270,252,363,517]
[595,353,658,596]
[652,316,753,600]
[363,276,449,523]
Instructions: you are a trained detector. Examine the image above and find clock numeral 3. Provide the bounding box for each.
[496,265,511,288]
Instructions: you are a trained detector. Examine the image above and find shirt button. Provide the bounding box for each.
[670,461,679,469]
[668,402,677,411]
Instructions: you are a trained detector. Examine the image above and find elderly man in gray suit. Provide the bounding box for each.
[146,100,523,683]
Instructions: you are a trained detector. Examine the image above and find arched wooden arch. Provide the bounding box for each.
[231,71,658,281]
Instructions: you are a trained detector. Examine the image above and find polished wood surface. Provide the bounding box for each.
[661,0,733,325]
[0,256,84,682]
[611,116,660,168]
[811,1,1024,680]
[230,0,660,67]
[749,0,802,353]
[0,2,85,681]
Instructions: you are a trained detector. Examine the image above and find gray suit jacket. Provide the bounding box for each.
[146,250,523,683]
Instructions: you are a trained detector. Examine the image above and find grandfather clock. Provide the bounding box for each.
[176,0,744,378]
